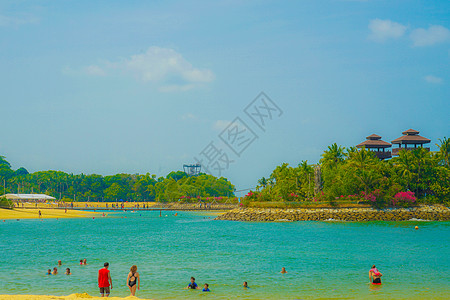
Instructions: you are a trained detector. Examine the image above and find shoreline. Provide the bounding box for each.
[215,205,450,222]
[0,208,99,220]
[0,294,151,300]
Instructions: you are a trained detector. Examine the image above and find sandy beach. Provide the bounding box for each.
[0,294,150,300]
[0,208,98,220]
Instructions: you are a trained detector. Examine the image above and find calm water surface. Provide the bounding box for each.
[0,210,449,299]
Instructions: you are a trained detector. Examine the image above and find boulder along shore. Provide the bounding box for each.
[215,205,450,222]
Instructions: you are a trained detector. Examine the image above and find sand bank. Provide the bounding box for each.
[0,208,98,220]
[0,294,150,300]
[14,202,158,210]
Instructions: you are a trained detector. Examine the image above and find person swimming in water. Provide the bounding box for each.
[126,265,140,296]
[80,260,83,265]
[243,281,249,288]
[369,265,383,284]
[202,283,210,292]
[281,267,287,274]
[52,267,58,275]
[83,259,87,265]
[186,277,199,289]
[65,268,72,275]
[58,260,62,266]
[46,269,51,275]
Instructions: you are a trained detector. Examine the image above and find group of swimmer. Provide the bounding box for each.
[45,261,383,297]
[45,259,87,277]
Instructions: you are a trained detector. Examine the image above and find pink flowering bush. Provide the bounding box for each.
[287,192,300,201]
[392,191,416,207]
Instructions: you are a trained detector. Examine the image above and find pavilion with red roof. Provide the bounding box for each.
[391,129,431,156]
[356,134,392,159]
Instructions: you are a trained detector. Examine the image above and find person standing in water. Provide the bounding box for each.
[281,267,287,274]
[369,265,383,284]
[98,262,113,297]
[126,265,140,296]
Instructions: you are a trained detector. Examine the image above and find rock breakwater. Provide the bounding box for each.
[215,205,450,222]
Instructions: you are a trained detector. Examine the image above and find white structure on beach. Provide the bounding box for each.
[1,194,56,202]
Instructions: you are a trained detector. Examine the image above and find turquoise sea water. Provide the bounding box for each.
[0,210,449,299]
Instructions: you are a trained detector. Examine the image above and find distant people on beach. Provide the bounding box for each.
[202,283,210,292]
[52,267,58,275]
[369,265,383,284]
[38,210,42,218]
[186,277,199,289]
[65,268,72,275]
[98,262,113,297]
[243,281,249,288]
[281,267,287,274]
[126,265,140,296]
[46,269,51,275]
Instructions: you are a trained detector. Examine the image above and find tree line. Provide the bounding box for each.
[248,137,449,206]
[0,157,235,202]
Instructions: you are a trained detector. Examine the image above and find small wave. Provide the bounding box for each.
[408,218,431,221]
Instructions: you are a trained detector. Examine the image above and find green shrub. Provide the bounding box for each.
[0,197,13,209]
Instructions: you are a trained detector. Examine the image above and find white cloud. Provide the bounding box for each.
[368,19,407,42]
[424,75,443,84]
[181,113,197,121]
[84,65,106,76]
[213,120,231,131]
[410,25,450,47]
[77,47,214,91]
[0,14,38,27]
[122,47,214,83]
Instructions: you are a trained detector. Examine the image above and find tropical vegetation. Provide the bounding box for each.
[245,137,450,207]
[0,156,234,202]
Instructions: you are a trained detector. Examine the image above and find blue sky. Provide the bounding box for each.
[1,0,449,193]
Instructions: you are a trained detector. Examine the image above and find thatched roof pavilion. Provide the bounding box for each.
[391,129,430,156]
[356,134,392,159]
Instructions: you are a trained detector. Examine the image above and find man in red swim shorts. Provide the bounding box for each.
[98,262,113,297]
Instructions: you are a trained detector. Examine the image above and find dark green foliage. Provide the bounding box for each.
[246,138,450,207]
[0,155,235,202]
[0,197,13,209]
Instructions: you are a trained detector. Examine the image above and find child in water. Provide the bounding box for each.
[46,269,51,275]
[65,268,72,275]
[186,277,199,289]
[52,267,58,275]
[202,283,210,292]
[243,281,249,288]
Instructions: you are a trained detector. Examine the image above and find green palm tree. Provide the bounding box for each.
[411,147,431,198]
[348,147,378,195]
[257,177,268,191]
[320,143,346,170]
[393,149,414,191]
[436,137,450,167]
